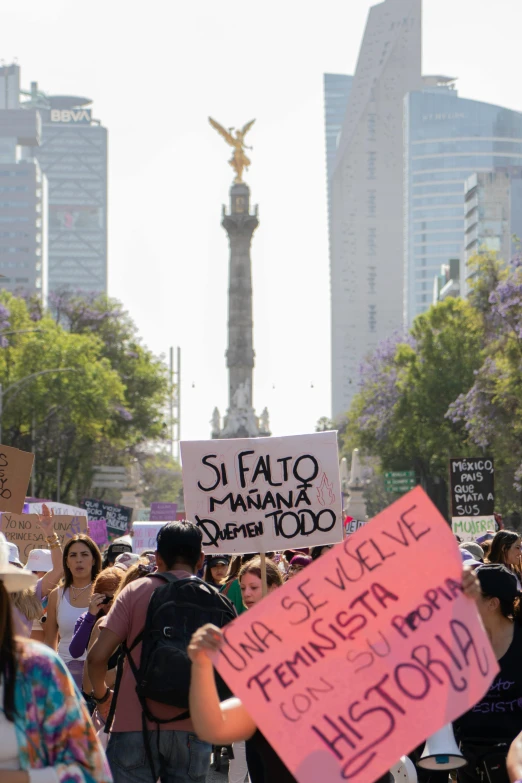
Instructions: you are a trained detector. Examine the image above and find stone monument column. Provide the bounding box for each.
[209,116,270,439]
[223,182,258,410]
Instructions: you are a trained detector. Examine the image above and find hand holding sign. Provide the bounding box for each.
[209,487,497,783]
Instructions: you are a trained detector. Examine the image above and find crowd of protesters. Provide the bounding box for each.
[3,505,522,782]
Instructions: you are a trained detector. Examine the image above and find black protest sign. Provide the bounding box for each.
[80,497,133,538]
[449,458,495,517]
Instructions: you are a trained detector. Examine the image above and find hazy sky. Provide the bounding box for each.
[1,0,521,443]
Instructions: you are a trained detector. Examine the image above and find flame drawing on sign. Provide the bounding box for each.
[316,473,335,507]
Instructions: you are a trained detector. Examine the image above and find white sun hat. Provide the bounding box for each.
[0,534,37,593]
[25,548,53,573]
[7,542,23,568]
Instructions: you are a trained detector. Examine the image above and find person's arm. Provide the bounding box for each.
[44,588,59,651]
[86,626,121,719]
[188,624,256,744]
[36,505,63,598]
[508,731,522,782]
[82,618,117,694]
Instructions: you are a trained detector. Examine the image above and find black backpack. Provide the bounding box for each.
[106,572,236,733]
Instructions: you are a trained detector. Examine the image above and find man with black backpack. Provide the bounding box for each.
[87,521,236,783]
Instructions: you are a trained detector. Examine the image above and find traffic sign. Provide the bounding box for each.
[384,470,417,494]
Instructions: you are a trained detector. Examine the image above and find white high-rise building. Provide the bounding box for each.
[329,0,422,420]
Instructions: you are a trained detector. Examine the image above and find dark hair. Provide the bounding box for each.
[223,556,242,585]
[238,557,283,589]
[482,588,522,623]
[489,530,520,566]
[204,558,230,586]
[311,545,333,561]
[62,535,102,589]
[482,541,492,559]
[156,521,202,570]
[0,582,17,721]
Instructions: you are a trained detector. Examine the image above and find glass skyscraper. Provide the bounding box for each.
[323,74,353,188]
[404,82,522,325]
[24,83,108,296]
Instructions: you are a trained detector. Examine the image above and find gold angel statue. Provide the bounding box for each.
[209,117,255,184]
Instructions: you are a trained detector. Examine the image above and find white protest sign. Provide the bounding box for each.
[452,515,496,542]
[132,522,166,553]
[27,502,88,517]
[181,432,343,554]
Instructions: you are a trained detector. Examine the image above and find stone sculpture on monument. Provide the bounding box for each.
[209,117,270,439]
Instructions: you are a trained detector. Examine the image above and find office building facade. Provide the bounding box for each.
[27,89,108,296]
[464,170,522,285]
[0,65,47,300]
[404,87,522,325]
[329,0,422,420]
[323,74,353,189]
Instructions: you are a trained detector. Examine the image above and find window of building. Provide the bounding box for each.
[367,152,376,180]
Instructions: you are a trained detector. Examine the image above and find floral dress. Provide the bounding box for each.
[12,639,112,783]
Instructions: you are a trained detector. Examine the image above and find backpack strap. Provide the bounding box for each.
[104,647,125,734]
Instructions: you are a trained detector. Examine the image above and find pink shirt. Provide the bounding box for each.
[99,569,194,733]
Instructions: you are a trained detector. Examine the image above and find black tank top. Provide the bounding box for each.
[456,622,522,742]
[246,731,297,783]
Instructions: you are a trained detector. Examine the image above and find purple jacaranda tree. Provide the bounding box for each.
[447,254,522,507]
[356,331,416,442]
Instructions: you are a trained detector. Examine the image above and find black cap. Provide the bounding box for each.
[207,555,230,568]
[107,541,132,558]
[477,564,519,601]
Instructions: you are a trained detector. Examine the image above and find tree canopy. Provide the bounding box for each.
[345,253,522,521]
[1,290,170,504]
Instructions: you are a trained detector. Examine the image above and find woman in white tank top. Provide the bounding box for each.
[45,534,101,690]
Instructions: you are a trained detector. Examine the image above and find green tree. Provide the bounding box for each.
[345,298,485,517]
[140,452,183,508]
[448,253,522,518]
[0,291,170,504]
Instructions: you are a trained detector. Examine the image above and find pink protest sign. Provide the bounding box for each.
[88,518,108,547]
[214,487,498,783]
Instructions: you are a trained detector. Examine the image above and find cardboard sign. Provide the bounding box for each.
[181,432,343,554]
[214,487,498,783]
[132,522,165,553]
[150,502,178,522]
[0,445,34,514]
[88,518,109,548]
[81,498,133,538]
[0,513,87,563]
